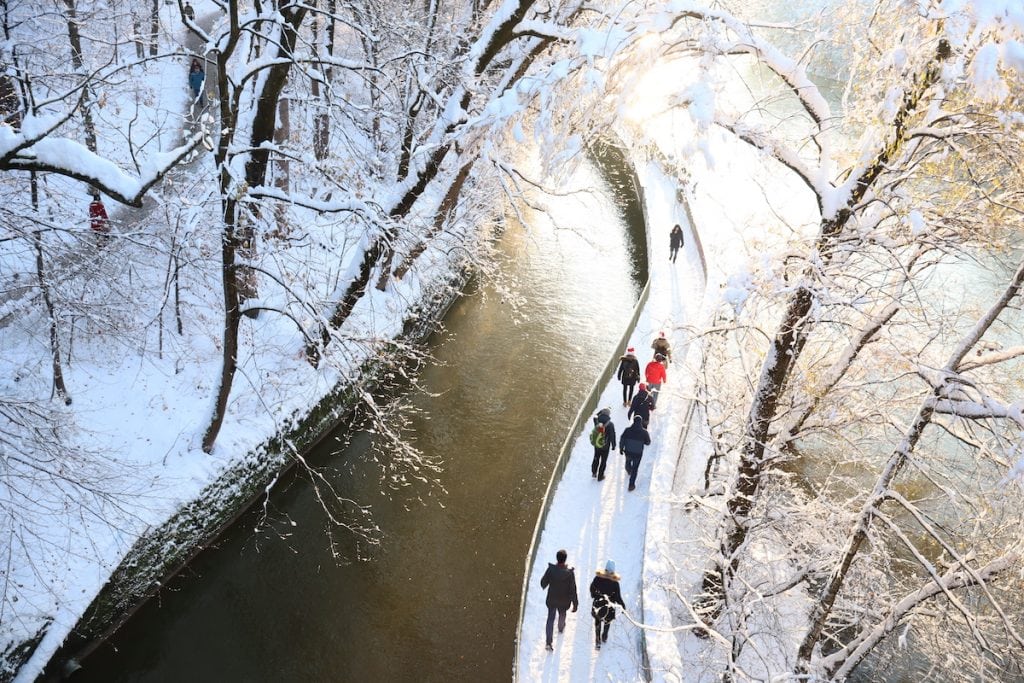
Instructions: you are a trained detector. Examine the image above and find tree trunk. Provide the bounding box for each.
[34,230,71,405]
[272,96,290,236]
[62,0,97,153]
[149,0,159,56]
[201,0,307,451]
[202,197,242,453]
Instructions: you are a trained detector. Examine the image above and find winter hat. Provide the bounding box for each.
[605,559,616,574]
[638,383,647,391]
[627,347,635,353]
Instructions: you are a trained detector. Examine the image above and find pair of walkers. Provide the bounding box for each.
[590,405,651,491]
[616,334,671,409]
[540,549,626,652]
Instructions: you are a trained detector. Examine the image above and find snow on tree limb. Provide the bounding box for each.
[1,123,205,207]
[820,550,1021,680]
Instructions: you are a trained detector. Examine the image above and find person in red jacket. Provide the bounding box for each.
[89,192,110,241]
[644,354,667,408]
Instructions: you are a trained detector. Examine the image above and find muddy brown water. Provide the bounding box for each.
[72,152,648,682]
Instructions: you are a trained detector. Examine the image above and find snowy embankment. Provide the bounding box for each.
[1,6,468,682]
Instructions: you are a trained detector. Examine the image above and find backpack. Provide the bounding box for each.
[589,421,607,449]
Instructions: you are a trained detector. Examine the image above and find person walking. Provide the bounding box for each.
[590,559,625,650]
[616,347,641,407]
[651,330,672,366]
[669,224,684,263]
[183,1,195,21]
[89,192,110,242]
[628,383,654,429]
[540,549,578,651]
[619,415,651,491]
[644,355,667,408]
[188,58,206,106]
[589,407,617,481]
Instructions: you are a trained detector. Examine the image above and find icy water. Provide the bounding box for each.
[73,150,647,681]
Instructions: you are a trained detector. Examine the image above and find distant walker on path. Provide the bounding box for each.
[540,548,578,651]
[188,58,206,106]
[590,559,625,650]
[669,224,684,263]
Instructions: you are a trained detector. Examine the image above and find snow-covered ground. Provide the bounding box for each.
[2,4,460,680]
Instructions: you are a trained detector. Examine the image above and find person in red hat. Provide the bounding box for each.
[616,347,641,407]
[628,383,654,428]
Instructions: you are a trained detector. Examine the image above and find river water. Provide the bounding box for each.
[74,151,646,681]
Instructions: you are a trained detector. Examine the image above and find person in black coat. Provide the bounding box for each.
[590,559,625,649]
[616,347,641,407]
[540,549,578,650]
[670,224,685,263]
[590,408,617,481]
[628,383,654,429]
[619,414,651,491]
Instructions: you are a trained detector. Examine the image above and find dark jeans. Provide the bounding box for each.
[621,381,636,405]
[594,617,611,643]
[670,245,680,262]
[625,452,643,487]
[591,448,610,478]
[545,606,568,645]
[647,382,661,408]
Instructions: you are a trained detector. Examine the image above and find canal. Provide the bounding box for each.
[73,148,647,682]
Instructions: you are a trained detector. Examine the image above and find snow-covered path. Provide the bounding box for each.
[516,160,706,681]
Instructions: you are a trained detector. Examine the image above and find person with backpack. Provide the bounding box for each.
[589,407,617,481]
[620,414,651,491]
[628,384,654,429]
[645,355,667,408]
[590,559,625,650]
[651,331,672,366]
[616,347,641,407]
[669,224,685,263]
[540,548,578,651]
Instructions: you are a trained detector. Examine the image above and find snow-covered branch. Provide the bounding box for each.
[821,550,1021,680]
[2,129,206,207]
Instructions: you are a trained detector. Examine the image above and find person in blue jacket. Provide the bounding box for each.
[188,58,206,106]
[619,414,651,491]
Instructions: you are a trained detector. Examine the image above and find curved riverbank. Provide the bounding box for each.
[33,271,466,682]
[42,145,649,682]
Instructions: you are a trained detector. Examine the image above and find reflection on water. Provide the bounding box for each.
[74,157,644,682]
